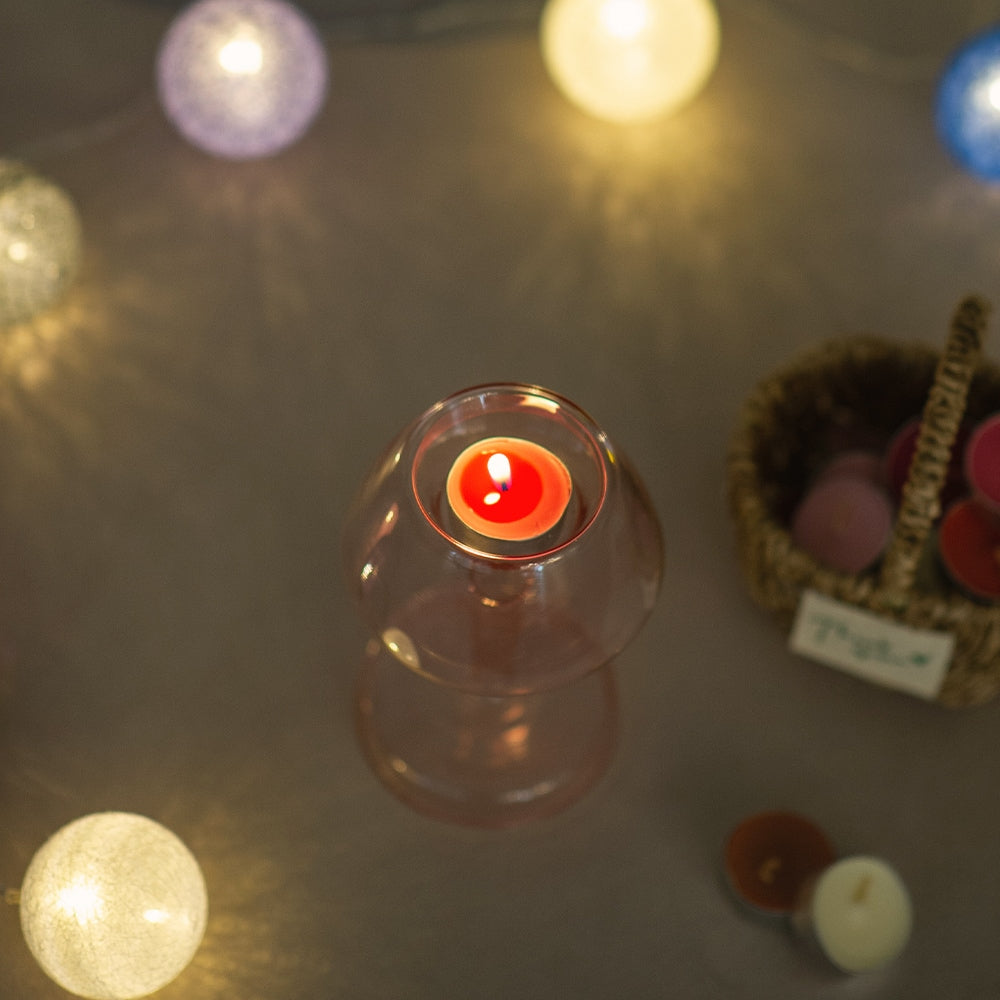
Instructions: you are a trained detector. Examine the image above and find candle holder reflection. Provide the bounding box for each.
[343,384,663,827]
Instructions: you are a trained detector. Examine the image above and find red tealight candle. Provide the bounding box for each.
[938,498,1000,603]
[965,413,1000,519]
[446,436,572,542]
[724,811,837,916]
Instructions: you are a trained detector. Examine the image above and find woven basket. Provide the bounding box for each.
[727,297,1000,707]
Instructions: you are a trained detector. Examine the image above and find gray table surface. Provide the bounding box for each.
[3,1,1000,997]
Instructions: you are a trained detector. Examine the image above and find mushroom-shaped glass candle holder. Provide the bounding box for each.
[343,384,663,827]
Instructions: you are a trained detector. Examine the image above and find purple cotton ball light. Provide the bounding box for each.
[156,0,328,159]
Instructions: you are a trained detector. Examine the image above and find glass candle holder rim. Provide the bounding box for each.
[408,382,610,563]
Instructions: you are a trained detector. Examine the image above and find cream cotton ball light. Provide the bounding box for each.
[19,813,208,1000]
[540,0,719,122]
[0,160,81,327]
[156,0,329,159]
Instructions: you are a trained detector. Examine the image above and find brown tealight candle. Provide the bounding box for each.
[724,811,836,917]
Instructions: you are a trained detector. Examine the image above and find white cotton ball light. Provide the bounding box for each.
[156,0,329,159]
[0,160,81,327]
[20,812,208,1000]
[540,0,719,122]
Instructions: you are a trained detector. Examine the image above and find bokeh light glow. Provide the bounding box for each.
[156,0,328,159]
[0,160,81,327]
[540,0,719,122]
[20,813,208,1000]
[936,24,1000,180]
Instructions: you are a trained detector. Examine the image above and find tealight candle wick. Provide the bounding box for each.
[757,856,782,885]
[852,874,873,904]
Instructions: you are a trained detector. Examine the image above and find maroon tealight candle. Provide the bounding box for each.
[965,414,1000,520]
[725,811,837,916]
[938,499,1000,603]
[791,476,894,574]
[884,417,969,512]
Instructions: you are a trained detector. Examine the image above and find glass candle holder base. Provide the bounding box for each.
[354,639,619,828]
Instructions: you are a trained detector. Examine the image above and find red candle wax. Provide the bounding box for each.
[938,499,1000,603]
[724,811,836,916]
[446,436,572,542]
[965,413,1000,518]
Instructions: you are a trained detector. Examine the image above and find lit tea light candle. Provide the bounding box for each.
[446,436,572,542]
[965,413,1000,519]
[938,498,1000,603]
[790,476,893,574]
[724,811,836,917]
[795,856,913,974]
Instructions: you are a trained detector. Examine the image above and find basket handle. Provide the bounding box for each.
[876,296,990,608]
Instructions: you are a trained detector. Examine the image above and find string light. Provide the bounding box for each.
[936,24,1000,180]
[540,0,720,122]
[156,0,329,159]
[0,160,81,327]
[18,813,208,1000]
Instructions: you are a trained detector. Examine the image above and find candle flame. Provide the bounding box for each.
[487,452,512,492]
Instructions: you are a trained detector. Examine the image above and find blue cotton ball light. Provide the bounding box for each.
[936,24,1000,181]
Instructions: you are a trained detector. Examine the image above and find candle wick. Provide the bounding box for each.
[757,856,782,884]
[852,875,872,904]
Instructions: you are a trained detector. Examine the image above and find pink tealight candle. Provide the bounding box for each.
[965,413,1000,520]
[817,450,884,485]
[938,498,1000,603]
[446,436,572,542]
[791,476,893,574]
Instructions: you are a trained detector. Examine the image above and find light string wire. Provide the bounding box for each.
[5,0,999,166]
[738,0,1000,85]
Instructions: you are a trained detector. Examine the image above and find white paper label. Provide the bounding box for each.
[789,590,954,700]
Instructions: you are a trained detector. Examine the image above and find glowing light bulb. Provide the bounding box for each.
[936,24,1000,180]
[0,160,81,327]
[540,0,719,122]
[19,813,208,1000]
[156,0,328,159]
[218,36,264,75]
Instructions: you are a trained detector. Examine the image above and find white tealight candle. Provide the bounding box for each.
[798,856,913,974]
